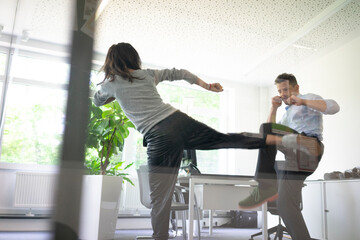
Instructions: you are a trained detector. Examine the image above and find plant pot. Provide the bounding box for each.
[79,175,122,240]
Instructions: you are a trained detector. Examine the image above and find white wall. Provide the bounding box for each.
[226,32,360,179]
[218,79,268,176]
[295,33,360,179]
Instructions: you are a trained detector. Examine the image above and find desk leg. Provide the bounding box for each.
[261,203,268,240]
[209,210,213,235]
[188,178,194,240]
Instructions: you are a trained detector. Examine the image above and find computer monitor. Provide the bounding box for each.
[181,149,200,174]
[182,149,197,166]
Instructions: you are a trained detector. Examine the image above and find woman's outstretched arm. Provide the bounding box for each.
[195,78,223,92]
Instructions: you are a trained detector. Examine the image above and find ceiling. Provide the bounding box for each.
[1,0,360,86]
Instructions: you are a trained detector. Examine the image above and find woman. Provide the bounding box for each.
[94,42,283,240]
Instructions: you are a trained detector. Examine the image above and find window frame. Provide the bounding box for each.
[0,41,72,167]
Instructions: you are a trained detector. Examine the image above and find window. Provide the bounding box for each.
[11,55,70,84]
[0,52,6,101]
[130,81,223,174]
[0,54,69,165]
[0,52,6,76]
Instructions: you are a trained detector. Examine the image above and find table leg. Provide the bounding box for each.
[209,209,213,235]
[188,178,194,240]
[261,203,268,240]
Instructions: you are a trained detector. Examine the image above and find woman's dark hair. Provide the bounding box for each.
[275,73,298,86]
[100,42,142,84]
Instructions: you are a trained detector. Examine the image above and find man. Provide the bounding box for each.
[238,73,339,240]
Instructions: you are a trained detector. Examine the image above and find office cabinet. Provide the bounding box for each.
[303,180,360,240]
[324,180,360,240]
[302,182,324,239]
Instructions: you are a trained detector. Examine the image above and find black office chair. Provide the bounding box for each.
[249,198,296,240]
[250,162,304,240]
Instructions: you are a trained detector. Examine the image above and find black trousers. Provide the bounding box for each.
[255,123,324,240]
[143,111,267,240]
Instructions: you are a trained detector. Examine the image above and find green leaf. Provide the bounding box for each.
[91,105,103,118]
[96,120,109,134]
[102,110,113,118]
[114,101,122,112]
[86,134,98,148]
[124,121,135,129]
[101,128,112,137]
[122,177,134,186]
[115,161,124,169]
[124,162,134,170]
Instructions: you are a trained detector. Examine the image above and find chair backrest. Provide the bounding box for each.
[136,165,152,209]
[268,161,305,215]
[268,195,303,216]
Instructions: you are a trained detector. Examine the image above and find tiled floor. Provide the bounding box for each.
[115,228,263,240]
[0,227,273,240]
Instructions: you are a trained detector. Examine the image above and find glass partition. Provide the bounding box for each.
[0,0,73,166]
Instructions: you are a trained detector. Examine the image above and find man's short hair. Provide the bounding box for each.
[275,73,298,86]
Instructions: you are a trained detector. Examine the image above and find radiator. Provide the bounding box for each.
[119,178,146,211]
[13,172,145,211]
[14,172,57,208]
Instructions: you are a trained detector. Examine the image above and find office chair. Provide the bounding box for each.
[250,162,304,240]
[249,199,295,240]
[136,165,201,240]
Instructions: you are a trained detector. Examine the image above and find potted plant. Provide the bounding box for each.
[79,99,135,240]
[85,99,135,181]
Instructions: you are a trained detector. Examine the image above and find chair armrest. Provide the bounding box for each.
[175,185,189,191]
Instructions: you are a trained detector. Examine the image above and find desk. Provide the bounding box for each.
[178,174,268,240]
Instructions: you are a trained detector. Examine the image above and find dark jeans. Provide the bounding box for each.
[143,111,267,240]
[255,123,324,240]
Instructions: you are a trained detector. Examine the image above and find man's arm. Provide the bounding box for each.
[288,95,340,114]
[267,96,282,123]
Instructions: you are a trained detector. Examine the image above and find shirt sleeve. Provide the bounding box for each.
[323,99,340,115]
[93,83,114,107]
[151,68,198,85]
[303,93,340,115]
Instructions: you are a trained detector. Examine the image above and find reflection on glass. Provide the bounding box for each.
[0,52,6,76]
[11,55,70,84]
[0,0,74,166]
[1,84,67,165]
[130,82,221,174]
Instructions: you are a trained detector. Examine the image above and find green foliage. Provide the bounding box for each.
[1,103,61,165]
[85,100,135,185]
[157,83,220,109]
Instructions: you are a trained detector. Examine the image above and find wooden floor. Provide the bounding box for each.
[0,227,282,240]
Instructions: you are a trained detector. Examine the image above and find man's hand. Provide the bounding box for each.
[272,96,282,108]
[268,96,281,122]
[287,95,304,106]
